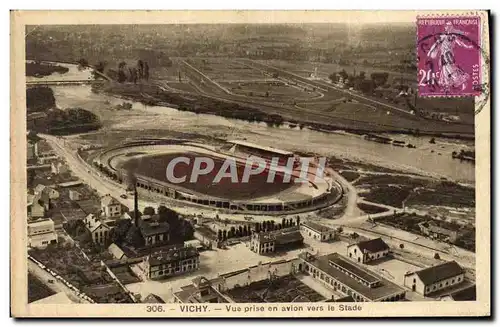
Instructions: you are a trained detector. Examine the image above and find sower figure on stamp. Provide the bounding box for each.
[427,21,474,92]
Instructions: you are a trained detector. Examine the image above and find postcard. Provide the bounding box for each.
[10,10,490,317]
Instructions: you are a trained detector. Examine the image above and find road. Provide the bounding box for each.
[28,259,88,303]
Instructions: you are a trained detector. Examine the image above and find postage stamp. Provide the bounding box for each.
[417,16,482,97]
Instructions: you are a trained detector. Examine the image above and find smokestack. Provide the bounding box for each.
[134,185,139,227]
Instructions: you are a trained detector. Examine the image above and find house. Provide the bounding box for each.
[83,213,111,245]
[69,190,82,201]
[142,293,166,303]
[299,252,406,302]
[108,243,128,260]
[51,160,69,175]
[141,246,200,280]
[28,218,58,248]
[403,261,465,296]
[347,238,390,264]
[138,216,170,246]
[27,141,38,161]
[28,193,49,218]
[101,195,122,218]
[300,221,336,242]
[173,276,229,303]
[439,285,476,301]
[418,221,461,243]
[34,184,59,200]
[250,226,304,254]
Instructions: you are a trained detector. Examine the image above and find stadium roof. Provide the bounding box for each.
[228,140,293,156]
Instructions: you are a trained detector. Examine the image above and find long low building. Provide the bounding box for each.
[298,252,406,302]
[300,221,336,242]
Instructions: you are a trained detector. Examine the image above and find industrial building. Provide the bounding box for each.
[141,246,200,280]
[298,252,406,302]
[27,218,58,248]
[300,221,336,242]
[250,226,304,254]
[403,261,465,296]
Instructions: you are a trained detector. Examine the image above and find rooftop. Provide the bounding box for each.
[414,261,464,286]
[101,195,120,206]
[302,221,332,233]
[148,246,199,266]
[139,218,170,237]
[256,226,303,245]
[328,254,380,285]
[142,293,166,303]
[300,252,405,301]
[350,238,390,253]
[228,140,294,156]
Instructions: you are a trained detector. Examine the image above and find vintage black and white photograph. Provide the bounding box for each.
[10,10,490,318]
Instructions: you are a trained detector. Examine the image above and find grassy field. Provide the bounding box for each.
[222,80,322,102]
[355,175,475,209]
[186,58,268,81]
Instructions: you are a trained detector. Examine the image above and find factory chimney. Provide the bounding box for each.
[134,185,140,227]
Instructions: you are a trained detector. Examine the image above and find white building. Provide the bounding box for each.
[300,221,336,242]
[83,213,111,245]
[27,141,38,161]
[101,195,122,218]
[69,190,82,201]
[347,238,390,264]
[28,219,58,248]
[404,261,465,296]
[51,160,69,175]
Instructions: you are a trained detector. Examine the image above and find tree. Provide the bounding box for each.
[137,60,144,79]
[125,225,144,247]
[336,226,343,234]
[370,72,389,87]
[95,61,107,73]
[118,61,128,83]
[434,253,441,260]
[110,219,132,244]
[144,61,150,81]
[78,58,89,67]
[143,206,155,216]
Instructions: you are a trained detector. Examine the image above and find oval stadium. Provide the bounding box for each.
[92,139,343,215]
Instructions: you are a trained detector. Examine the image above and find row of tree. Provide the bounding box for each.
[216,216,301,242]
[116,60,150,83]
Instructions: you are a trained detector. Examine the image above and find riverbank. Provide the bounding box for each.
[94,81,475,141]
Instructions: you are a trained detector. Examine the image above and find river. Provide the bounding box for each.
[32,61,476,183]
